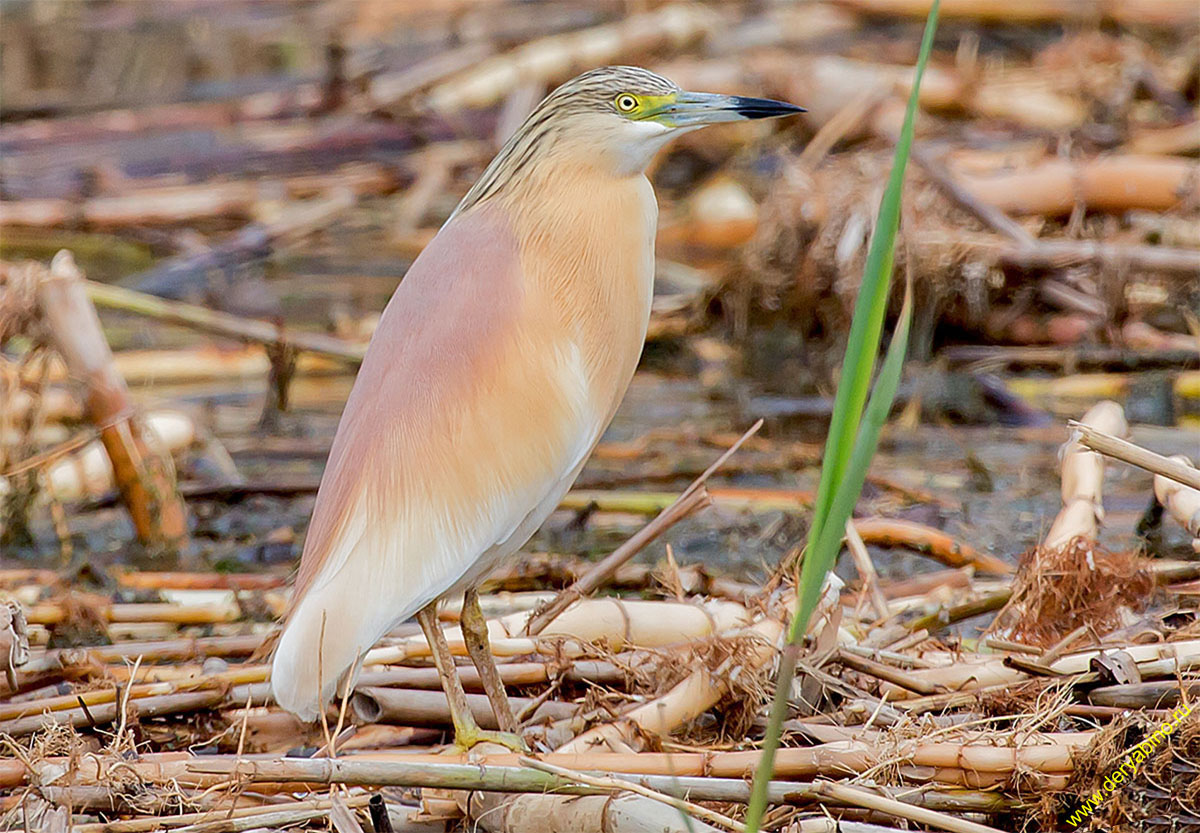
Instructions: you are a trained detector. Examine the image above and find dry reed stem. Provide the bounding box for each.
[814,781,1004,833]
[883,639,1200,701]
[1045,400,1126,548]
[1154,455,1200,552]
[526,419,761,635]
[1072,423,1200,493]
[844,521,889,620]
[958,155,1200,216]
[851,517,1012,574]
[425,5,718,112]
[519,755,746,832]
[35,251,188,549]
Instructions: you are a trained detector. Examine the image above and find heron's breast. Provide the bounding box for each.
[514,172,657,418]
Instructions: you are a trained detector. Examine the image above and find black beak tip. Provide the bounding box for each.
[733,96,806,120]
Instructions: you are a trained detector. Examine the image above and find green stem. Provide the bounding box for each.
[742,4,940,830]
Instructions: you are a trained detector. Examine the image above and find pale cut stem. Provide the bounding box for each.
[525,419,761,635]
[844,520,889,620]
[815,781,1006,833]
[84,279,366,364]
[519,756,746,833]
[1069,421,1200,491]
[69,796,374,833]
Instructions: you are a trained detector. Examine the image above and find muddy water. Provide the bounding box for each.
[126,358,1196,592]
[11,222,1198,584]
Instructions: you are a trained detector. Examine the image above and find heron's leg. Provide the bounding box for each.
[414,602,526,753]
[460,588,519,733]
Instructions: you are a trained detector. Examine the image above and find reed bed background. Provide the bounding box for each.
[1,0,1199,831]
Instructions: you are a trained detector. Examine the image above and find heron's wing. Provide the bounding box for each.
[272,205,598,718]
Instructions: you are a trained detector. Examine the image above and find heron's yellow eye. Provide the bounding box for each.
[615,94,638,113]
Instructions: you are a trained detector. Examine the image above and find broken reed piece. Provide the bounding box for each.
[423,5,718,113]
[832,0,1200,26]
[517,755,745,833]
[33,252,188,551]
[0,602,30,689]
[523,419,761,636]
[1044,400,1127,549]
[813,780,1005,833]
[851,516,1012,574]
[1153,455,1200,552]
[83,280,366,365]
[1071,422,1200,493]
[348,686,575,729]
[0,411,194,507]
[957,155,1198,216]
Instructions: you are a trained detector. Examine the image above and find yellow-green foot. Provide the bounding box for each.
[454,727,529,753]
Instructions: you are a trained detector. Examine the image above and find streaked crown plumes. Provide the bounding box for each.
[454,67,681,216]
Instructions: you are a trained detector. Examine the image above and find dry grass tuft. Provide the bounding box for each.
[988,539,1153,647]
[1059,708,1200,830]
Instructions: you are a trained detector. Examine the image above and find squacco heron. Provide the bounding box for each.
[271,66,801,748]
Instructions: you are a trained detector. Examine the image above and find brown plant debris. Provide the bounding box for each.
[990,540,1154,647]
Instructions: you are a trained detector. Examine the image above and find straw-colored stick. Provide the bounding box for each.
[519,756,746,832]
[527,419,760,634]
[1072,423,1200,492]
[1044,401,1127,548]
[67,794,376,833]
[1154,455,1200,552]
[844,520,890,619]
[84,280,365,365]
[815,781,1005,833]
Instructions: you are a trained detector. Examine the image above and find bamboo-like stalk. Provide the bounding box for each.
[1154,455,1200,552]
[68,796,375,833]
[5,748,1038,805]
[355,659,625,692]
[34,252,188,549]
[959,155,1198,215]
[172,739,1082,789]
[0,165,397,228]
[0,689,224,736]
[367,596,754,665]
[1087,679,1200,708]
[814,781,1004,833]
[464,787,725,833]
[851,518,1012,574]
[1073,424,1200,493]
[519,755,745,832]
[559,486,814,515]
[83,280,366,365]
[901,589,1012,634]
[880,637,1200,700]
[527,421,760,634]
[1043,401,1127,548]
[837,649,944,695]
[24,599,240,627]
[349,686,575,728]
[113,571,287,591]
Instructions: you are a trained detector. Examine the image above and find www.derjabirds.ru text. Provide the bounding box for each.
[1066,703,1192,828]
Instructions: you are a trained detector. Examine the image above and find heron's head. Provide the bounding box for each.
[455,66,803,215]
[535,66,804,173]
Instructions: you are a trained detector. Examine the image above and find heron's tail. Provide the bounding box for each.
[270,587,375,722]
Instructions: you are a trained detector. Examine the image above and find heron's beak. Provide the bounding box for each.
[654,91,805,128]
